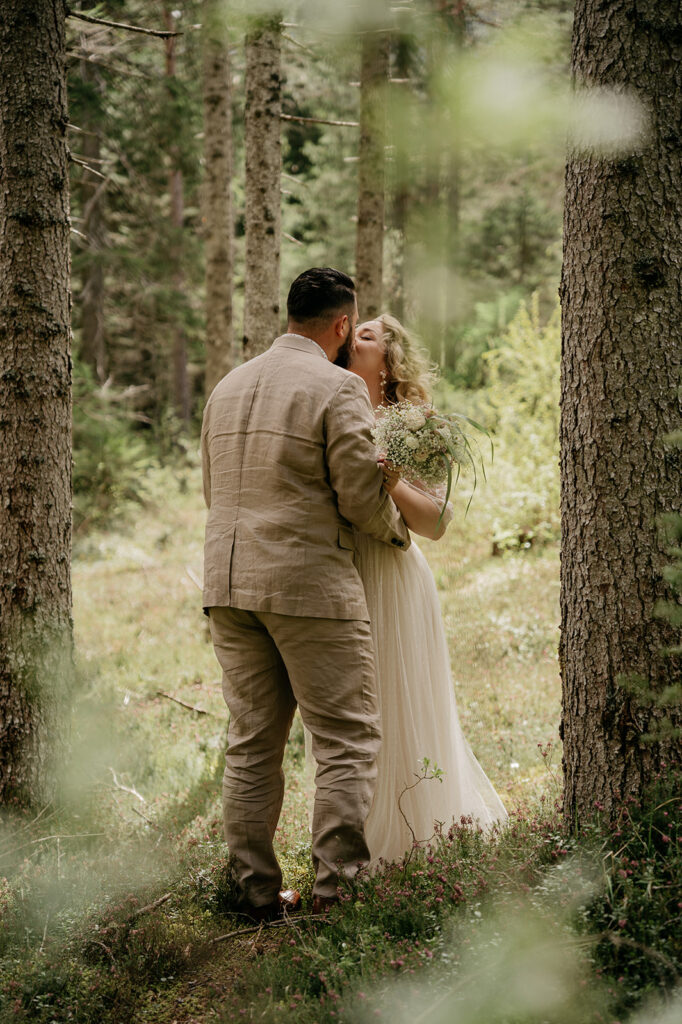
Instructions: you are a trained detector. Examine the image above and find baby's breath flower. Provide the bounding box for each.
[373,400,488,520]
[403,408,427,431]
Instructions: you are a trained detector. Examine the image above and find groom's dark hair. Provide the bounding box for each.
[287,267,356,324]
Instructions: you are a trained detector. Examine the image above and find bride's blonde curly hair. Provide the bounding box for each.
[379,313,437,406]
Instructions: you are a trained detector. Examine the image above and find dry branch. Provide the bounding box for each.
[109,767,146,803]
[130,892,173,920]
[157,691,215,716]
[211,914,332,944]
[69,155,108,180]
[280,113,359,128]
[68,10,181,38]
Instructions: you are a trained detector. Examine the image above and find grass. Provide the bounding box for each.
[0,460,679,1023]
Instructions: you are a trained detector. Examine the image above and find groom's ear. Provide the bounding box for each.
[333,313,349,338]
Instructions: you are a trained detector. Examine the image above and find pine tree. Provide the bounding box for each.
[355,30,389,321]
[0,0,73,805]
[243,16,282,359]
[164,5,190,424]
[560,0,682,822]
[202,0,234,395]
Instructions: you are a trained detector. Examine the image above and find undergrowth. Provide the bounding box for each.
[1,778,680,1024]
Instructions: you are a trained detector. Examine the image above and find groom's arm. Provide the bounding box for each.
[326,375,411,550]
[200,404,212,509]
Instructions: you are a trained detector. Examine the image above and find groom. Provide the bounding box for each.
[201,267,410,918]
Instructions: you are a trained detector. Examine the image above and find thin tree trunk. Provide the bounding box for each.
[390,33,413,322]
[202,2,234,396]
[79,49,107,382]
[164,8,190,424]
[243,18,281,360]
[355,32,389,321]
[560,0,682,824]
[0,0,73,806]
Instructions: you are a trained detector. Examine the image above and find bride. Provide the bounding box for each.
[347,313,507,864]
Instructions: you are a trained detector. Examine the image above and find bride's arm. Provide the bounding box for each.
[382,470,451,541]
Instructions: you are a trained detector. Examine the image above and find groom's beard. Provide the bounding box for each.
[334,323,355,369]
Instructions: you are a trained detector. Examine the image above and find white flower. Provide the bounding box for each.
[402,408,427,431]
[403,434,419,450]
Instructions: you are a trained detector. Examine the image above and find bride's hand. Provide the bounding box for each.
[378,458,401,494]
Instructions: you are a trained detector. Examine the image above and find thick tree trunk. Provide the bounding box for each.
[202,3,234,396]
[78,51,107,382]
[560,0,682,823]
[243,19,281,360]
[355,32,389,321]
[165,9,190,424]
[0,0,73,806]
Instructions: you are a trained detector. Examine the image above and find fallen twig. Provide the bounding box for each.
[130,892,173,920]
[131,806,166,834]
[109,767,146,804]
[211,914,332,944]
[31,832,106,844]
[157,691,215,717]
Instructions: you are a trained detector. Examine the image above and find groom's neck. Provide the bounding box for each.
[287,321,339,362]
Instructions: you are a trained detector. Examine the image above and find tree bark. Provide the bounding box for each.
[202,2,234,396]
[243,18,281,360]
[560,0,682,823]
[355,32,389,322]
[389,33,413,322]
[164,8,190,424]
[0,0,73,806]
[78,47,107,382]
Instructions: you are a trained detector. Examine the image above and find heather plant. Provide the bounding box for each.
[578,771,682,1017]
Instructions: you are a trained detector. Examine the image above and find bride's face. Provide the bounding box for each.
[349,320,387,393]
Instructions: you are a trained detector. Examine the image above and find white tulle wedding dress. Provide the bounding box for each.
[355,483,508,865]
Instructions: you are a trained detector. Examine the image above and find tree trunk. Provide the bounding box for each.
[390,32,413,322]
[560,0,682,823]
[355,32,389,322]
[164,8,190,424]
[202,2,234,396]
[78,49,107,382]
[243,18,281,360]
[0,0,73,806]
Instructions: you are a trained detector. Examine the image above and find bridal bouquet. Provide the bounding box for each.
[372,401,489,522]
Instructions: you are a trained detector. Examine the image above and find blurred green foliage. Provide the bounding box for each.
[478,294,560,553]
[72,358,159,533]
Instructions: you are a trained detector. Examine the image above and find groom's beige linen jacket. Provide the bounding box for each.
[201,334,410,621]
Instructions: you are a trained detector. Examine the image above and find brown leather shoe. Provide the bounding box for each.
[312,895,339,915]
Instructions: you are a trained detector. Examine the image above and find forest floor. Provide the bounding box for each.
[1,464,678,1023]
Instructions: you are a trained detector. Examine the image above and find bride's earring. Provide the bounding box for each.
[379,369,388,402]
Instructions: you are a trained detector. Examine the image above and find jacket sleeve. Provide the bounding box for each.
[200,402,212,509]
[325,374,411,550]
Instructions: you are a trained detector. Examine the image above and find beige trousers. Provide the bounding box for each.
[208,606,381,904]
